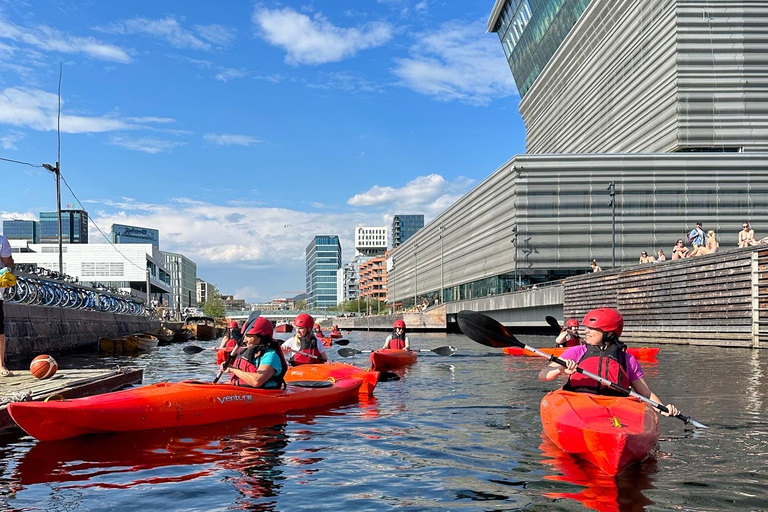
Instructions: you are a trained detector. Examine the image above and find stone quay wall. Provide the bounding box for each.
[2,302,159,361]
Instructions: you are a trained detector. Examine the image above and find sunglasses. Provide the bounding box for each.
[743,225,749,228]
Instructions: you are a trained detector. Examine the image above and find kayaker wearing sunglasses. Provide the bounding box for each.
[555,318,581,347]
[538,308,679,417]
[225,317,287,389]
[382,319,410,350]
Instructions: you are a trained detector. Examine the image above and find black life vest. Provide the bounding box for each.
[562,342,630,396]
[290,334,323,365]
[229,344,287,389]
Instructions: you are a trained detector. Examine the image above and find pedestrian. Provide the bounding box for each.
[590,260,602,272]
[224,317,287,389]
[671,240,689,260]
[538,308,679,418]
[0,234,15,377]
[688,222,705,249]
[690,230,719,256]
[282,313,327,365]
[738,222,756,247]
[382,319,410,350]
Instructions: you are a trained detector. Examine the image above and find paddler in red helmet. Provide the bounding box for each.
[224,317,287,389]
[381,319,410,350]
[555,318,581,347]
[281,313,327,365]
[216,320,243,365]
[538,308,679,417]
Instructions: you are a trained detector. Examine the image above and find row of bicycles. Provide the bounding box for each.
[1,265,151,316]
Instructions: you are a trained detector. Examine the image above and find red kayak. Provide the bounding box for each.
[369,349,417,371]
[285,362,379,396]
[503,346,659,361]
[540,389,659,476]
[329,331,343,339]
[8,378,363,442]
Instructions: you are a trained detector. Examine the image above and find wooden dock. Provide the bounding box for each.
[0,367,143,433]
[563,245,768,348]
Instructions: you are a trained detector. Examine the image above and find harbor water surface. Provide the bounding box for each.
[1,331,766,512]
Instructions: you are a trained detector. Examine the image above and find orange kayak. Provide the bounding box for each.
[285,362,379,396]
[540,389,659,476]
[329,331,343,339]
[369,349,417,370]
[503,346,659,360]
[8,378,363,442]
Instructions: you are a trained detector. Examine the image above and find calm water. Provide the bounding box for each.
[0,331,766,512]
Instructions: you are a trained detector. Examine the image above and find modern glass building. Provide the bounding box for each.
[39,210,89,244]
[163,251,198,313]
[391,214,424,248]
[111,224,160,248]
[386,0,768,309]
[2,220,39,243]
[306,235,341,309]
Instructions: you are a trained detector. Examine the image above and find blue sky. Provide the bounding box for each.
[0,0,526,302]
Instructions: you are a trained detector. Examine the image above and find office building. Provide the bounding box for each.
[197,278,216,306]
[354,227,387,257]
[163,251,197,313]
[339,254,368,304]
[39,209,89,244]
[2,220,39,243]
[391,215,424,248]
[111,224,160,248]
[359,253,388,309]
[306,235,341,309]
[386,0,768,308]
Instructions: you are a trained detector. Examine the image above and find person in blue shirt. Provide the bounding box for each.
[688,222,705,248]
[225,317,287,389]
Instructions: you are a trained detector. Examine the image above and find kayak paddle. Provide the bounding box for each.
[337,346,457,357]
[545,315,562,330]
[456,310,707,429]
[334,338,351,346]
[183,344,208,354]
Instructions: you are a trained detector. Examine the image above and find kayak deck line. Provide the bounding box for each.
[0,367,143,434]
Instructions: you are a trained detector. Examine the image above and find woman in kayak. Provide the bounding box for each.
[538,308,679,417]
[225,317,287,389]
[555,319,581,347]
[381,319,410,350]
[216,321,244,365]
[281,313,328,365]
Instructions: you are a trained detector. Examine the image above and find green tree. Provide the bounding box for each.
[201,286,226,320]
[294,298,307,310]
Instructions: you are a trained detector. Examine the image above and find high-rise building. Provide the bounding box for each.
[391,215,423,248]
[111,224,160,248]
[197,278,216,306]
[163,251,197,313]
[339,254,368,304]
[306,235,341,309]
[39,209,89,244]
[2,220,39,243]
[354,226,388,257]
[359,252,389,309]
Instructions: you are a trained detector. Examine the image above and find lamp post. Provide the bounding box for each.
[413,243,419,309]
[607,181,616,268]
[42,162,63,274]
[511,226,519,291]
[439,225,445,304]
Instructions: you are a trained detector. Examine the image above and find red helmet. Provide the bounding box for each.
[294,313,314,328]
[393,319,406,329]
[228,321,238,329]
[581,308,623,337]
[246,317,273,337]
[314,323,322,330]
[565,319,579,329]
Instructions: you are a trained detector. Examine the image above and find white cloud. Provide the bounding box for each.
[214,68,246,82]
[306,71,385,94]
[0,19,131,63]
[0,210,36,222]
[97,17,234,51]
[347,173,474,217]
[203,133,262,147]
[0,131,24,149]
[253,8,392,65]
[392,20,517,105]
[108,136,186,154]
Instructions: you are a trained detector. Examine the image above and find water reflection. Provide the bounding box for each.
[540,436,657,512]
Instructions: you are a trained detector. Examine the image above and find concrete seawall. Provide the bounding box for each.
[3,302,160,361]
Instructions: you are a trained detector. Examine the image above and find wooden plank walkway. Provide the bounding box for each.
[0,368,143,433]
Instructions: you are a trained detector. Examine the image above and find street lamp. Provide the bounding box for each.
[42,162,63,274]
[607,181,616,268]
[511,226,519,291]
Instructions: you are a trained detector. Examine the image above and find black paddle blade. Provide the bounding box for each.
[545,316,562,330]
[378,371,401,382]
[183,345,206,354]
[337,348,360,357]
[335,339,350,346]
[431,346,457,356]
[457,310,523,349]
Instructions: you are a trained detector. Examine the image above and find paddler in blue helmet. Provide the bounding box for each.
[538,308,679,417]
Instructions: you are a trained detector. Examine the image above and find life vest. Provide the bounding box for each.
[290,334,323,366]
[562,342,630,396]
[562,333,580,348]
[216,338,239,365]
[229,344,287,389]
[387,332,406,350]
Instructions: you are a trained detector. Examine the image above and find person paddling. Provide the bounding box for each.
[282,313,328,365]
[381,320,410,350]
[538,308,679,417]
[555,319,581,347]
[216,321,243,364]
[224,317,287,389]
